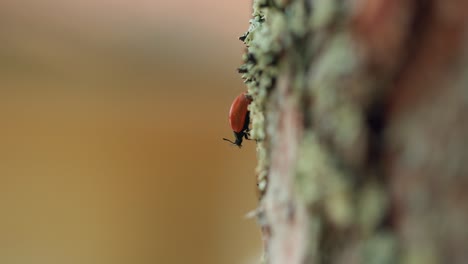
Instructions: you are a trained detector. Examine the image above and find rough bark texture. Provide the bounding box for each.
[239,0,468,263]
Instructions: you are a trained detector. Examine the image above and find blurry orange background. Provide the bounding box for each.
[0,1,261,264]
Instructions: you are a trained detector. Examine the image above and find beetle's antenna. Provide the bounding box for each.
[222,138,242,148]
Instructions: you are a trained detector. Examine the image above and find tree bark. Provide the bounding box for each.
[239,0,468,263]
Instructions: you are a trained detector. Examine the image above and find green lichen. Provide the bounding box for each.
[239,0,396,262]
[306,32,371,168]
[307,215,323,261]
[310,0,338,30]
[286,1,308,37]
[309,33,358,85]
[357,182,389,236]
[296,132,354,228]
[403,244,440,264]
[362,232,398,264]
[242,0,361,230]
[241,0,320,199]
[240,0,294,198]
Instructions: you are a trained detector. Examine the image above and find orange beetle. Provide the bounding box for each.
[223,92,252,148]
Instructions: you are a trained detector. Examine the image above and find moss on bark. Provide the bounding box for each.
[239,0,468,263]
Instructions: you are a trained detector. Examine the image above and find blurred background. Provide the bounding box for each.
[0,1,261,264]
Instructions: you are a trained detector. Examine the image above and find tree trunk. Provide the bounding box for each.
[239,0,468,263]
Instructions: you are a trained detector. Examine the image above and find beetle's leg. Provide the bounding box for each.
[244,130,253,140]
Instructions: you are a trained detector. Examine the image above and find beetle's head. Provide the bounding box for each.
[222,132,244,148]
